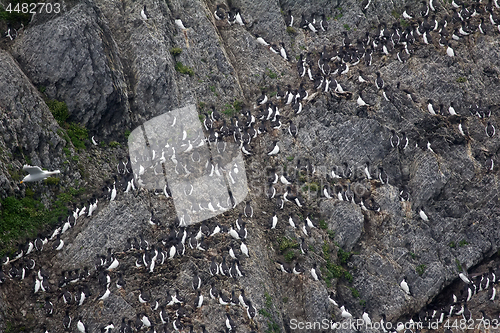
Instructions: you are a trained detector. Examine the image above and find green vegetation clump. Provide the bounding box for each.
[455,259,462,271]
[391,10,400,18]
[25,188,34,198]
[109,141,120,148]
[278,237,298,252]
[43,177,60,186]
[175,62,194,76]
[66,122,88,150]
[459,240,469,247]
[266,68,278,79]
[47,99,69,124]
[321,241,354,287]
[416,264,427,276]
[319,219,328,230]
[258,292,280,333]
[337,247,352,264]
[124,130,131,140]
[343,24,350,30]
[0,187,85,256]
[286,26,296,34]
[222,104,236,117]
[233,100,243,112]
[449,241,456,248]
[400,19,409,28]
[170,47,182,57]
[456,77,467,83]
[0,0,35,25]
[308,182,319,191]
[46,99,89,150]
[287,156,294,161]
[327,230,335,240]
[284,250,296,263]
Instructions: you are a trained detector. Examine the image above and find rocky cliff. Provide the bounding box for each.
[0,0,500,332]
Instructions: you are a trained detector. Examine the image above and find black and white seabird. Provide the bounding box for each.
[288,120,298,137]
[226,314,236,331]
[174,17,187,30]
[227,9,236,24]
[486,155,494,172]
[279,43,289,61]
[141,5,150,20]
[400,132,409,149]
[449,102,458,116]
[192,273,202,290]
[244,201,253,218]
[310,263,320,281]
[486,122,496,137]
[390,130,400,148]
[77,317,86,333]
[418,207,429,221]
[361,0,372,11]
[255,34,269,46]
[285,9,294,27]
[375,72,384,89]
[63,310,72,330]
[357,91,369,107]
[320,14,328,31]
[257,90,268,105]
[328,292,338,306]
[403,5,414,19]
[307,13,318,32]
[267,141,280,156]
[400,276,411,295]
[235,8,245,26]
[293,262,305,275]
[214,5,226,20]
[427,99,436,115]
[362,307,372,325]
[139,288,151,304]
[340,305,353,319]
[52,235,64,251]
[358,70,369,83]
[240,241,249,257]
[378,167,388,184]
[195,290,204,308]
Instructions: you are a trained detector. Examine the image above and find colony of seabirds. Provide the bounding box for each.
[2,0,500,331]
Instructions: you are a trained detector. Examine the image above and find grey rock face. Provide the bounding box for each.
[320,200,364,251]
[12,1,130,138]
[0,50,65,198]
